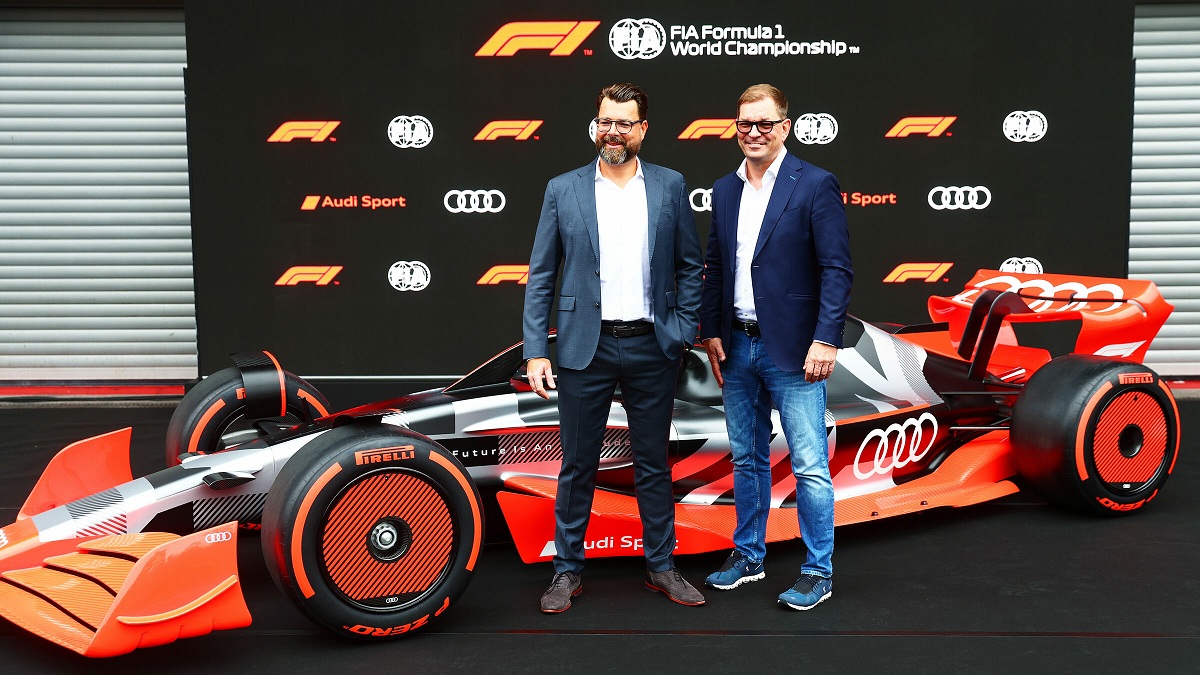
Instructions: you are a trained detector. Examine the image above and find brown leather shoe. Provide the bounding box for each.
[540,571,582,613]
[645,568,705,606]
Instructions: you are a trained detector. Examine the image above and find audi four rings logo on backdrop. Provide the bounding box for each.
[794,113,838,144]
[679,119,737,139]
[267,121,340,142]
[853,412,939,480]
[387,261,431,291]
[475,121,542,141]
[387,115,433,148]
[885,116,956,138]
[445,190,506,213]
[609,18,667,59]
[928,186,991,210]
[1003,111,1047,142]
[690,188,712,212]
[475,21,600,57]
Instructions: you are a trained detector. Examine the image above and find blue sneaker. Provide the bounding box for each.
[778,575,832,610]
[705,550,765,590]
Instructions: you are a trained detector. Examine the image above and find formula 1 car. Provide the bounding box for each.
[0,270,1182,656]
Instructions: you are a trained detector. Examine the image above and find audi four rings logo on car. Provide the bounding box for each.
[928,186,991,210]
[476,21,600,57]
[445,190,505,213]
[205,531,233,544]
[1003,110,1047,142]
[690,188,712,212]
[854,412,939,480]
[794,113,838,144]
[388,115,433,148]
[963,276,1126,314]
[609,18,667,59]
[388,261,430,291]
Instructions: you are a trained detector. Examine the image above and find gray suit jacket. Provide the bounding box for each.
[523,159,704,370]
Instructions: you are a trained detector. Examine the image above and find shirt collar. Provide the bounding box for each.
[735,150,787,184]
[595,156,644,183]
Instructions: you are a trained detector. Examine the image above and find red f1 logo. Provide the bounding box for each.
[885,116,956,138]
[476,21,600,57]
[884,263,953,283]
[267,121,340,142]
[678,119,738,140]
[276,266,343,285]
[475,121,543,141]
[477,265,529,284]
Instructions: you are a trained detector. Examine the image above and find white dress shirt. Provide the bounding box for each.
[594,158,652,322]
[733,150,787,322]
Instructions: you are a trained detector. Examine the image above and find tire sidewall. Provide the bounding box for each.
[262,424,482,639]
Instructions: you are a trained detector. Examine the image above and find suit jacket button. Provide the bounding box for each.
[595,302,601,308]
[595,270,600,276]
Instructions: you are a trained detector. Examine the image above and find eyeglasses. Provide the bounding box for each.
[735,119,787,134]
[594,118,644,134]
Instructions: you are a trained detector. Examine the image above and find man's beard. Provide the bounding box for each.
[596,134,639,165]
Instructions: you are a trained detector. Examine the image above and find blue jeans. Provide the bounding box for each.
[722,329,834,578]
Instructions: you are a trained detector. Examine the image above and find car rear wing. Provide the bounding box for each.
[928,270,1174,373]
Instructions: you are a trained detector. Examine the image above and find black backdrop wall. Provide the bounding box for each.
[184,0,1136,382]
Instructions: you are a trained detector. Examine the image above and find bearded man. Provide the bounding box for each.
[522,82,705,613]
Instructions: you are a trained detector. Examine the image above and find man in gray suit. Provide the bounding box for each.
[523,83,705,613]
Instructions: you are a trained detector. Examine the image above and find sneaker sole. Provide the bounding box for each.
[705,571,766,591]
[644,582,706,606]
[540,585,582,614]
[778,590,831,611]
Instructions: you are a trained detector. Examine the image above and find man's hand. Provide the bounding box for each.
[703,338,726,388]
[804,342,838,383]
[526,357,556,400]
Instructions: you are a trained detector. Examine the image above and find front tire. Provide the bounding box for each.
[1011,355,1180,515]
[261,424,483,639]
[165,365,330,466]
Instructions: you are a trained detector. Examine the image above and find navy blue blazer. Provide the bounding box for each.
[523,160,704,370]
[699,153,853,372]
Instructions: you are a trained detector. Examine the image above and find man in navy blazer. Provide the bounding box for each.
[698,84,852,611]
[522,83,705,613]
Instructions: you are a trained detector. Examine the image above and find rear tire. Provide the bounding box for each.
[261,424,483,639]
[165,366,330,466]
[1011,355,1180,515]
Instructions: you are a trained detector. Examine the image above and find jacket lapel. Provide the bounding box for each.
[753,154,802,260]
[642,161,663,264]
[571,162,600,266]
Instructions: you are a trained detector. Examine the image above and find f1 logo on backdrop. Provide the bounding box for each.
[609,18,667,59]
[475,121,542,141]
[928,186,991,210]
[1003,111,1047,142]
[478,265,529,285]
[794,113,838,144]
[445,190,505,213]
[885,116,956,138]
[476,21,600,56]
[276,266,342,286]
[388,115,433,148]
[884,263,953,283]
[678,119,737,140]
[267,121,340,143]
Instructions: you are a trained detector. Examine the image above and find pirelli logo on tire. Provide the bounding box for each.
[1118,373,1154,385]
[476,21,600,57]
[354,445,416,465]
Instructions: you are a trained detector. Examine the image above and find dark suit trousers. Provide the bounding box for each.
[552,330,681,575]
